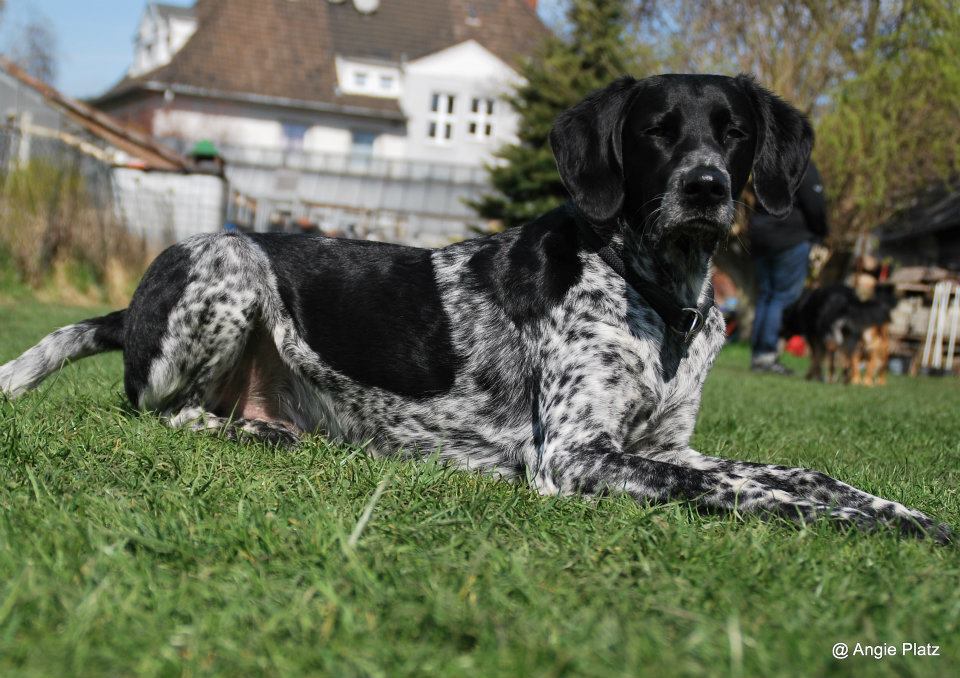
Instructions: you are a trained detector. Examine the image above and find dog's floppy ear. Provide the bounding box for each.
[550,77,643,224]
[737,74,814,218]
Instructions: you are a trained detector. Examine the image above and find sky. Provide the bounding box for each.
[0,0,564,100]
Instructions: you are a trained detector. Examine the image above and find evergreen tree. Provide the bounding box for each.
[469,0,646,228]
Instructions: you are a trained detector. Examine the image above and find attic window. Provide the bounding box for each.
[466,3,481,26]
[335,56,401,97]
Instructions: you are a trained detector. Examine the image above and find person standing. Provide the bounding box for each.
[749,161,828,374]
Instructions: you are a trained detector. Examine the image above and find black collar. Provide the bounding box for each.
[574,211,715,345]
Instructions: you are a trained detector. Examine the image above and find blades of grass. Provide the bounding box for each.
[345,474,392,550]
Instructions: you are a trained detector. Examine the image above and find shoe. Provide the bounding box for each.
[765,361,794,376]
[751,359,794,376]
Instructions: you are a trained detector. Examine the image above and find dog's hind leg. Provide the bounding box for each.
[863,326,888,386]
[167,407,301,447]
[129,236,308,445]
[848,344,864,385]
[123,235,262,413]
[826,347,838,383]
[125,234,288,421]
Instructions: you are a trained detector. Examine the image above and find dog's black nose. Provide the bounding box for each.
[681,166,729,206]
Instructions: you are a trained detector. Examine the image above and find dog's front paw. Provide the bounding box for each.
[885,509,953,545]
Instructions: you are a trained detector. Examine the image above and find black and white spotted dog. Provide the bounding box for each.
[0,74,950,542]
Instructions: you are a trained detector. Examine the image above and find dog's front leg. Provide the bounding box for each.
[530,438,890,532]
[648,448,951,542]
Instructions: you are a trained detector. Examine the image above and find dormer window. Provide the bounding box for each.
[335,56,401,98]
[466,3,481,26]
[428,93,456,142]
[468,97,495,139]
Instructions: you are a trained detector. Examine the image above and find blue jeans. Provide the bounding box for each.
[751,241,811,358]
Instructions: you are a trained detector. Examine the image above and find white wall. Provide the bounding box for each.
[401,40,522,166]
[151,96,406,158]
[373,133,407,159]
[131,6,197,77]
[113,168,225,245]
[168,16,197,57]
[154,108,289,149]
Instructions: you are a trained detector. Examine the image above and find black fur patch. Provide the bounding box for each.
[123,243,193,404]
[465,206,584,326]
[251,234,461,398]
[89,310,126,351]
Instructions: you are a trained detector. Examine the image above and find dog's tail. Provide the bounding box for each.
[0,310,126,399]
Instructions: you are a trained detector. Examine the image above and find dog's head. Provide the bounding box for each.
[550,74,813,243]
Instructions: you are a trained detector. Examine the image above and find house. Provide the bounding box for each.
[0,56,226,244]
[878,186,960,272]
[92,0,549,245]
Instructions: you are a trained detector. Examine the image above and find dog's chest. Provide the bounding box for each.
[553,283,725,448]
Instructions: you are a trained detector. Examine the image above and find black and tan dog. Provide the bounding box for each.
[1,75,948,541]
[782,284,892,385]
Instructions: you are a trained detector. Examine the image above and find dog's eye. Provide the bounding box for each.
[643,125,670,138]
[723,127,747,143]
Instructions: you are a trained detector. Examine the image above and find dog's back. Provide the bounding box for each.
[839,295,892,351]
[781,284,856,347]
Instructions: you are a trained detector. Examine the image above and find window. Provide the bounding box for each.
[466,3,481,26]
[281,122,308,150]
[335,57,400,97]
[427,93,456,142]
[351,130,377,157]
[468,97,495,139]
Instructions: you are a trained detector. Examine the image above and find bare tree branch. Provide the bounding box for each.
[10,13,58,85]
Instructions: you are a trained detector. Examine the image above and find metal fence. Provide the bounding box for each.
[218,143,489,184]
[0,123,136,283]
[0,119,232,296]
[1,120,227,242]
[172,140,492,247]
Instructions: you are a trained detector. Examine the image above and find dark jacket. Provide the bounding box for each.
[749,162,828,255]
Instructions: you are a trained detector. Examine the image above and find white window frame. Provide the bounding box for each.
[427,92,456,143]
[334,56,401,98]
[467,97,495,140]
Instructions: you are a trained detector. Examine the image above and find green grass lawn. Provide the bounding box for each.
[1,301,959,677]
